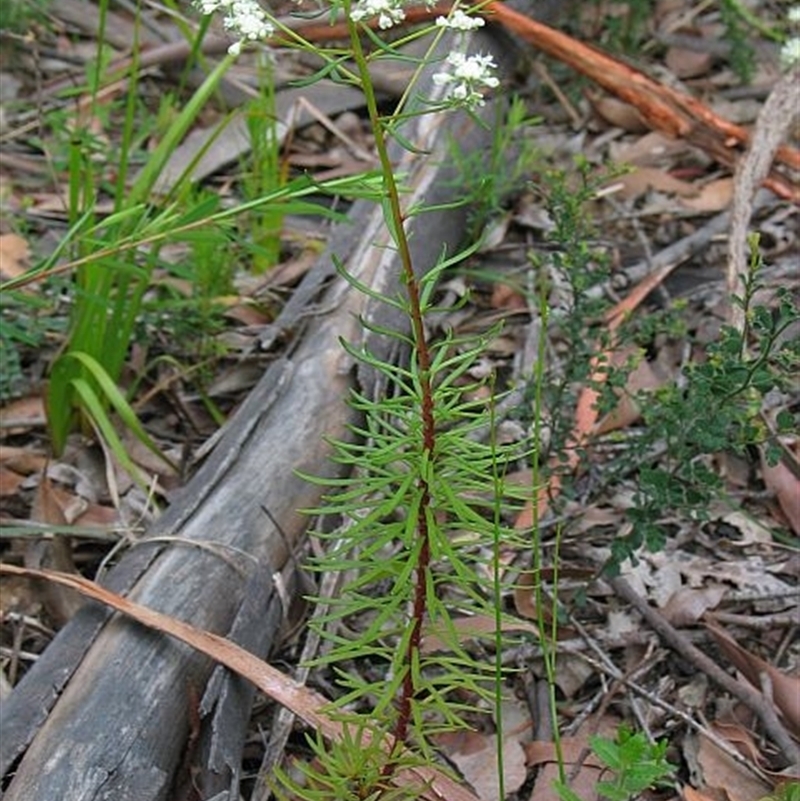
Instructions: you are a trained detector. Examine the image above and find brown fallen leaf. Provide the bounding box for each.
[433,728,527,801]
[524,714,621,801]
[589,92,649,132]
[0,395,47,430]
[694,727,772,801]
[682,785,722,801]
[662,585,726,627]
[0,445,49,474]
[760,450,800,535]
[713,720,767,767]
[680,177,734,212]
[608,166,699,201]
[704,618,800,737]
[594,347,667,435]
[25,473,84,626]
[609,130,690,167]
[665,33,713,80]
[0,465,26,497]
[0,233,30,283]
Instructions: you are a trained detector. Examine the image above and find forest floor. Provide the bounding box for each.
[0,1,798,800]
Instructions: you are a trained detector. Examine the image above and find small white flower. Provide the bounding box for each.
[433,51,499,108]
[194,0,274,55]
[350,0,406,29]
[788,6,800,23]
[435,9,484,31]
[781,36,800,67]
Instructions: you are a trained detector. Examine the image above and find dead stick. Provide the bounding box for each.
[608,575,800,767]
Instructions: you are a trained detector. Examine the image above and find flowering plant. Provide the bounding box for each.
[196,0,500,105]
[782,5,800,67]
[190,1,516,799]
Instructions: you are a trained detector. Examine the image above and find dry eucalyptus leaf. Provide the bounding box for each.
[433,729,527,801]
[589,93,648,132]
[760,451,800,534]
[25,474,84,625]
[694,728,772,801]
[665,39,713,79]
[661,585,725,627]
[705,619,800,736]
[0,445,49,475]
[0,233,30,282]
[680,177,734,212]
[609,166,699,201]
[0,465,26,497]
[609,130,689,167]
[0,395,47,429]
[525,714,619,801]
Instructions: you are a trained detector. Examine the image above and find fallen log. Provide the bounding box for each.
[0,28,515,801]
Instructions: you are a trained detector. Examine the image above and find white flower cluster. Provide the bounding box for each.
[195,0,274,55]
[349,0,484,32]
[350,0,406,30]
[435,9,485,31]
[783,37,800,67]
[432,51,499,108]
[782,6,800,68]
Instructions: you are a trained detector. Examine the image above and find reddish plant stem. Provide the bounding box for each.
[345,13,438,783]
[389,497,432,754]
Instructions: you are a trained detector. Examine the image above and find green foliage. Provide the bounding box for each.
[265,17,534,798]
[760,782,800,801]
[48,351,177,481]
[719,0,757,82]
[504,161,795,573]
[590,0,654,54]
[0,288,66,402]
[456,96,543,237]
[524,160,616,456]
[554,725,675,801]
[39,14,244,464]
[241,60,285,272]
[6,7,369,470]
[274,722,427,801]
[300,273,528,736]
[610,240,798,568]
[0,0,51,32]
[8,0,794,796]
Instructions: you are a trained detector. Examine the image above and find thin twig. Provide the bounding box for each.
[566,613,773,781]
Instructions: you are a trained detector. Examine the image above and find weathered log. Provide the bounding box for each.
[0,29,513,800]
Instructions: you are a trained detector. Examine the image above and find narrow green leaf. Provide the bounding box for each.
[62,351,177,472]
